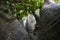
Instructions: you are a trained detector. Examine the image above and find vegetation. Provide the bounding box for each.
[55,0,60,4]
[1,0,44,20]
[1,0,60,19]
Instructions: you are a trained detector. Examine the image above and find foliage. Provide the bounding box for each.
[1,0,44,19]
[54,0,60,4]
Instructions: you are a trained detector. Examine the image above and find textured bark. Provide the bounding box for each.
[34,3,60,40]
[0,16,30,40]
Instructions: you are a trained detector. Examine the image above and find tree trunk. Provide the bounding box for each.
[33,3,60,40]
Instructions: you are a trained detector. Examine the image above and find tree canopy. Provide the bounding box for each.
[1,0,60,20]
[1,0,44,20]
